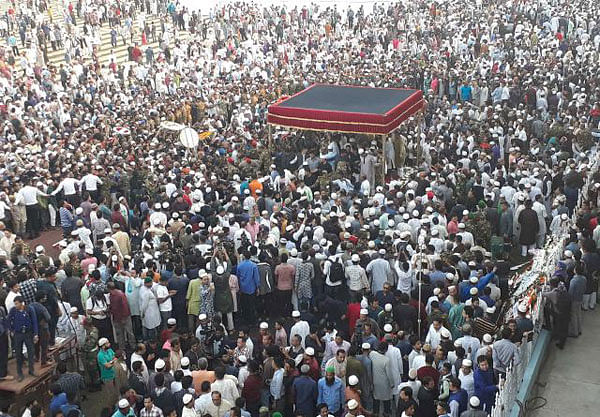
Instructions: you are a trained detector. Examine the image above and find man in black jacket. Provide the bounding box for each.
[129,360,147,397]
[416,376,438,417]
[31,292,52,366]
[151,373,175,412]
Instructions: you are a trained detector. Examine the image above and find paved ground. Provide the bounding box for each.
[25,228,63,258]
[81,385,109,416]
[528,308,600,417]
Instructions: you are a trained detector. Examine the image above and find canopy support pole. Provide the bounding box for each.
[381,134,386,188]
[268,124,272,149]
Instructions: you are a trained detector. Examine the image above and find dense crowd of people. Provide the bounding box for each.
[0,0,600,416]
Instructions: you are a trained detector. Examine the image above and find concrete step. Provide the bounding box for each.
[47,30,190,66]
[44,14,173,65]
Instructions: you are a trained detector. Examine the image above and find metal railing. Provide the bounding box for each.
[490,331,535,417]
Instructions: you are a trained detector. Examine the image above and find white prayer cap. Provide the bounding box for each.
[348,399,359,410]
[155,359,166,370]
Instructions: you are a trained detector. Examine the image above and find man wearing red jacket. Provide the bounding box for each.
[108,282,135,350]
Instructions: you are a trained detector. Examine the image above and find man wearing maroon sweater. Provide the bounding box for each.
[108,282,135,350]
[241,361,263,416]
[417,353,440,387]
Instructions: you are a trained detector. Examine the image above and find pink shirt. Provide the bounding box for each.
[245,222,260,243]
[447,220,459,235]
[81,257,98,277]
[275,263,295,291]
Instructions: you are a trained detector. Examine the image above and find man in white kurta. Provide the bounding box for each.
[140,278,161,339]
[289,310,310,348]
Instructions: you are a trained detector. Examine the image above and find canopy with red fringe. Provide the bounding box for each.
[267,84,424,135]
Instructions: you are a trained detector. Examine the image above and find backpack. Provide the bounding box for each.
[328,258,344,283]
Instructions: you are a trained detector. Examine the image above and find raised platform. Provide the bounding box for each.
[267,84,424,134]
[0,336,77,414]
[0,356,55,394]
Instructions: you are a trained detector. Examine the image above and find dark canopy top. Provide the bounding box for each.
[267,84,424,135]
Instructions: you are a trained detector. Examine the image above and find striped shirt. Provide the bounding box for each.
[492,339,520,373]
[472,317,497,340]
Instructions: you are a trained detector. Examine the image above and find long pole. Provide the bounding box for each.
[381,133,386,187]
[417,242,424,339]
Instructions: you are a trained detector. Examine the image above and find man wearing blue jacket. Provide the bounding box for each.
[473,355,497,413]
[460,268,496,302]
[236,250,260,324]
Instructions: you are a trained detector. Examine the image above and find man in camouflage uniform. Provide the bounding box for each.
[465,204,492,248]
[258,149,272,173]
[82,319,101,391]
[317,169,333,193]
[394,133,407,168]
[377,305,396,332]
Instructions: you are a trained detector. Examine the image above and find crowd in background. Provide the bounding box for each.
[0,0,600,416]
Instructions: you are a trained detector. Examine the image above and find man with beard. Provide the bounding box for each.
[317,366,345,417]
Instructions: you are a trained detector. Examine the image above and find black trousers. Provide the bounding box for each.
[172,304,187,332]
[276,289,292,317]
[92,317,113,343]
[25,204,41,236]
[14,330,35,376]
[35,325,50,364]
[88,190,100,203]
[131,315,143,341]
[0,332,8,378]
[240,293,257,324]
[49,315,58,346]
